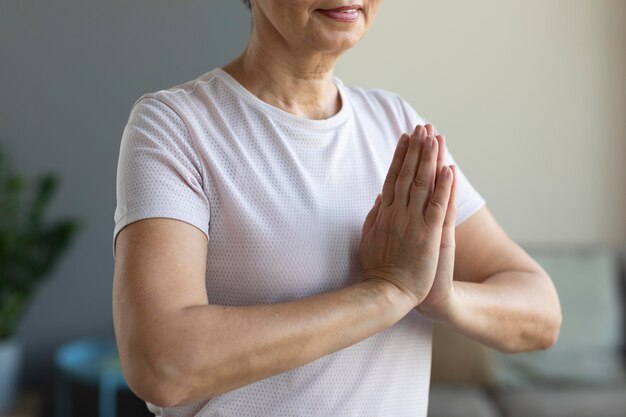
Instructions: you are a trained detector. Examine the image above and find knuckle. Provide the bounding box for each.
[429,199,445,212]
[384,172,399,185]
[397,168,413,181]
[412,176,430,189]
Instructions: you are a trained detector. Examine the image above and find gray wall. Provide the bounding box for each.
[1,0,250,387]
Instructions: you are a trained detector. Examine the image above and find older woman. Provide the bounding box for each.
[112,1,562,416]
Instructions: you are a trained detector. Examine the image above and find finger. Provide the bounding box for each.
[437,165,457,272]
[425,123,435,137]
[425,125,446,184]
[428,133,445,196]
[382,134,410,207]
[444,165,458,231]
[362,193,382,237]
[441,165,458,248]
[422,164,453,230]
[408,133,439,215]
[394,125,427,207]
[436,135,446,182]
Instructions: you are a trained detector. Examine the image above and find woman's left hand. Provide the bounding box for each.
[415,125,459,322]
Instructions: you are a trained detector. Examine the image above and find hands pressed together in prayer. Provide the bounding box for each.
[359,124,458,322]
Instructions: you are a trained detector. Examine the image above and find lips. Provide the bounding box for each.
[319,5,363,12]
[318,4,362,22]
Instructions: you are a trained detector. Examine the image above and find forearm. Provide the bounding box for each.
[434,270,562,353]
[142,279,414,407]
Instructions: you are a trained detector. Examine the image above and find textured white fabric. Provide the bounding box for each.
[113,67,486,417]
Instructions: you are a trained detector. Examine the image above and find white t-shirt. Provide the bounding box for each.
[113,67,486,417]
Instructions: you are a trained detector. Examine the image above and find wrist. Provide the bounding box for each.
[417,283,462,325]
[362,277,418,311]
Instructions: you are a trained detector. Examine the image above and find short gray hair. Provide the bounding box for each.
[242,0,251,9]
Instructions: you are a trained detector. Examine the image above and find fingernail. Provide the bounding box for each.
[425,136,432,149]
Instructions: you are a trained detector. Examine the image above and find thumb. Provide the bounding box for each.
[362,193,382,237]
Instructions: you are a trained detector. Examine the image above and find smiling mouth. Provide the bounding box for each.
[317,6,362,22]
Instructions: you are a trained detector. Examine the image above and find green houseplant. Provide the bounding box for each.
[0,143,82,411]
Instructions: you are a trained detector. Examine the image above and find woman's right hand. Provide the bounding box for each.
[359,125,455,307]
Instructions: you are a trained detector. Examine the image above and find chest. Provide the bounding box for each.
[197,118,397,304]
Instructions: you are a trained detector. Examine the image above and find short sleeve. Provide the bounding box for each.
[395,96,486,227]
[112,97,210,260]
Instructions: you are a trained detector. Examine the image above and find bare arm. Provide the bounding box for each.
[113,221,413,407]
[427,206,562,353]
[113,125,453,408]
[449,269,560,353]
[450,206,562,353]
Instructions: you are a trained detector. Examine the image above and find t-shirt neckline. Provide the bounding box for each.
[213,67,351,130]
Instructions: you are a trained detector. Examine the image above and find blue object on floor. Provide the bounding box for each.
[54,337,129,417]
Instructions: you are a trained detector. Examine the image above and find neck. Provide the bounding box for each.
[221,29,343,120]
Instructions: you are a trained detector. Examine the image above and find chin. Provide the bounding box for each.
[307,28,366,53]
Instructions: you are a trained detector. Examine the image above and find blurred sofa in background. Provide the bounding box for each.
[427,245,626,417]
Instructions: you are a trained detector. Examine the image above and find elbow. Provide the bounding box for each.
[120,344,197,408]
[131,378,182,409]
[140,369,188,408]
[517,271,563,353]
[144,386,190,409]
[539,304,562,350]
[124,341,229,407]
[536,274,563,351]
[529,311,562,352]
[500,300,563,354]
[497,329,559,354]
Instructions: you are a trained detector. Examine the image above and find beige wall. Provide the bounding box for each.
[336,0,626,246]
